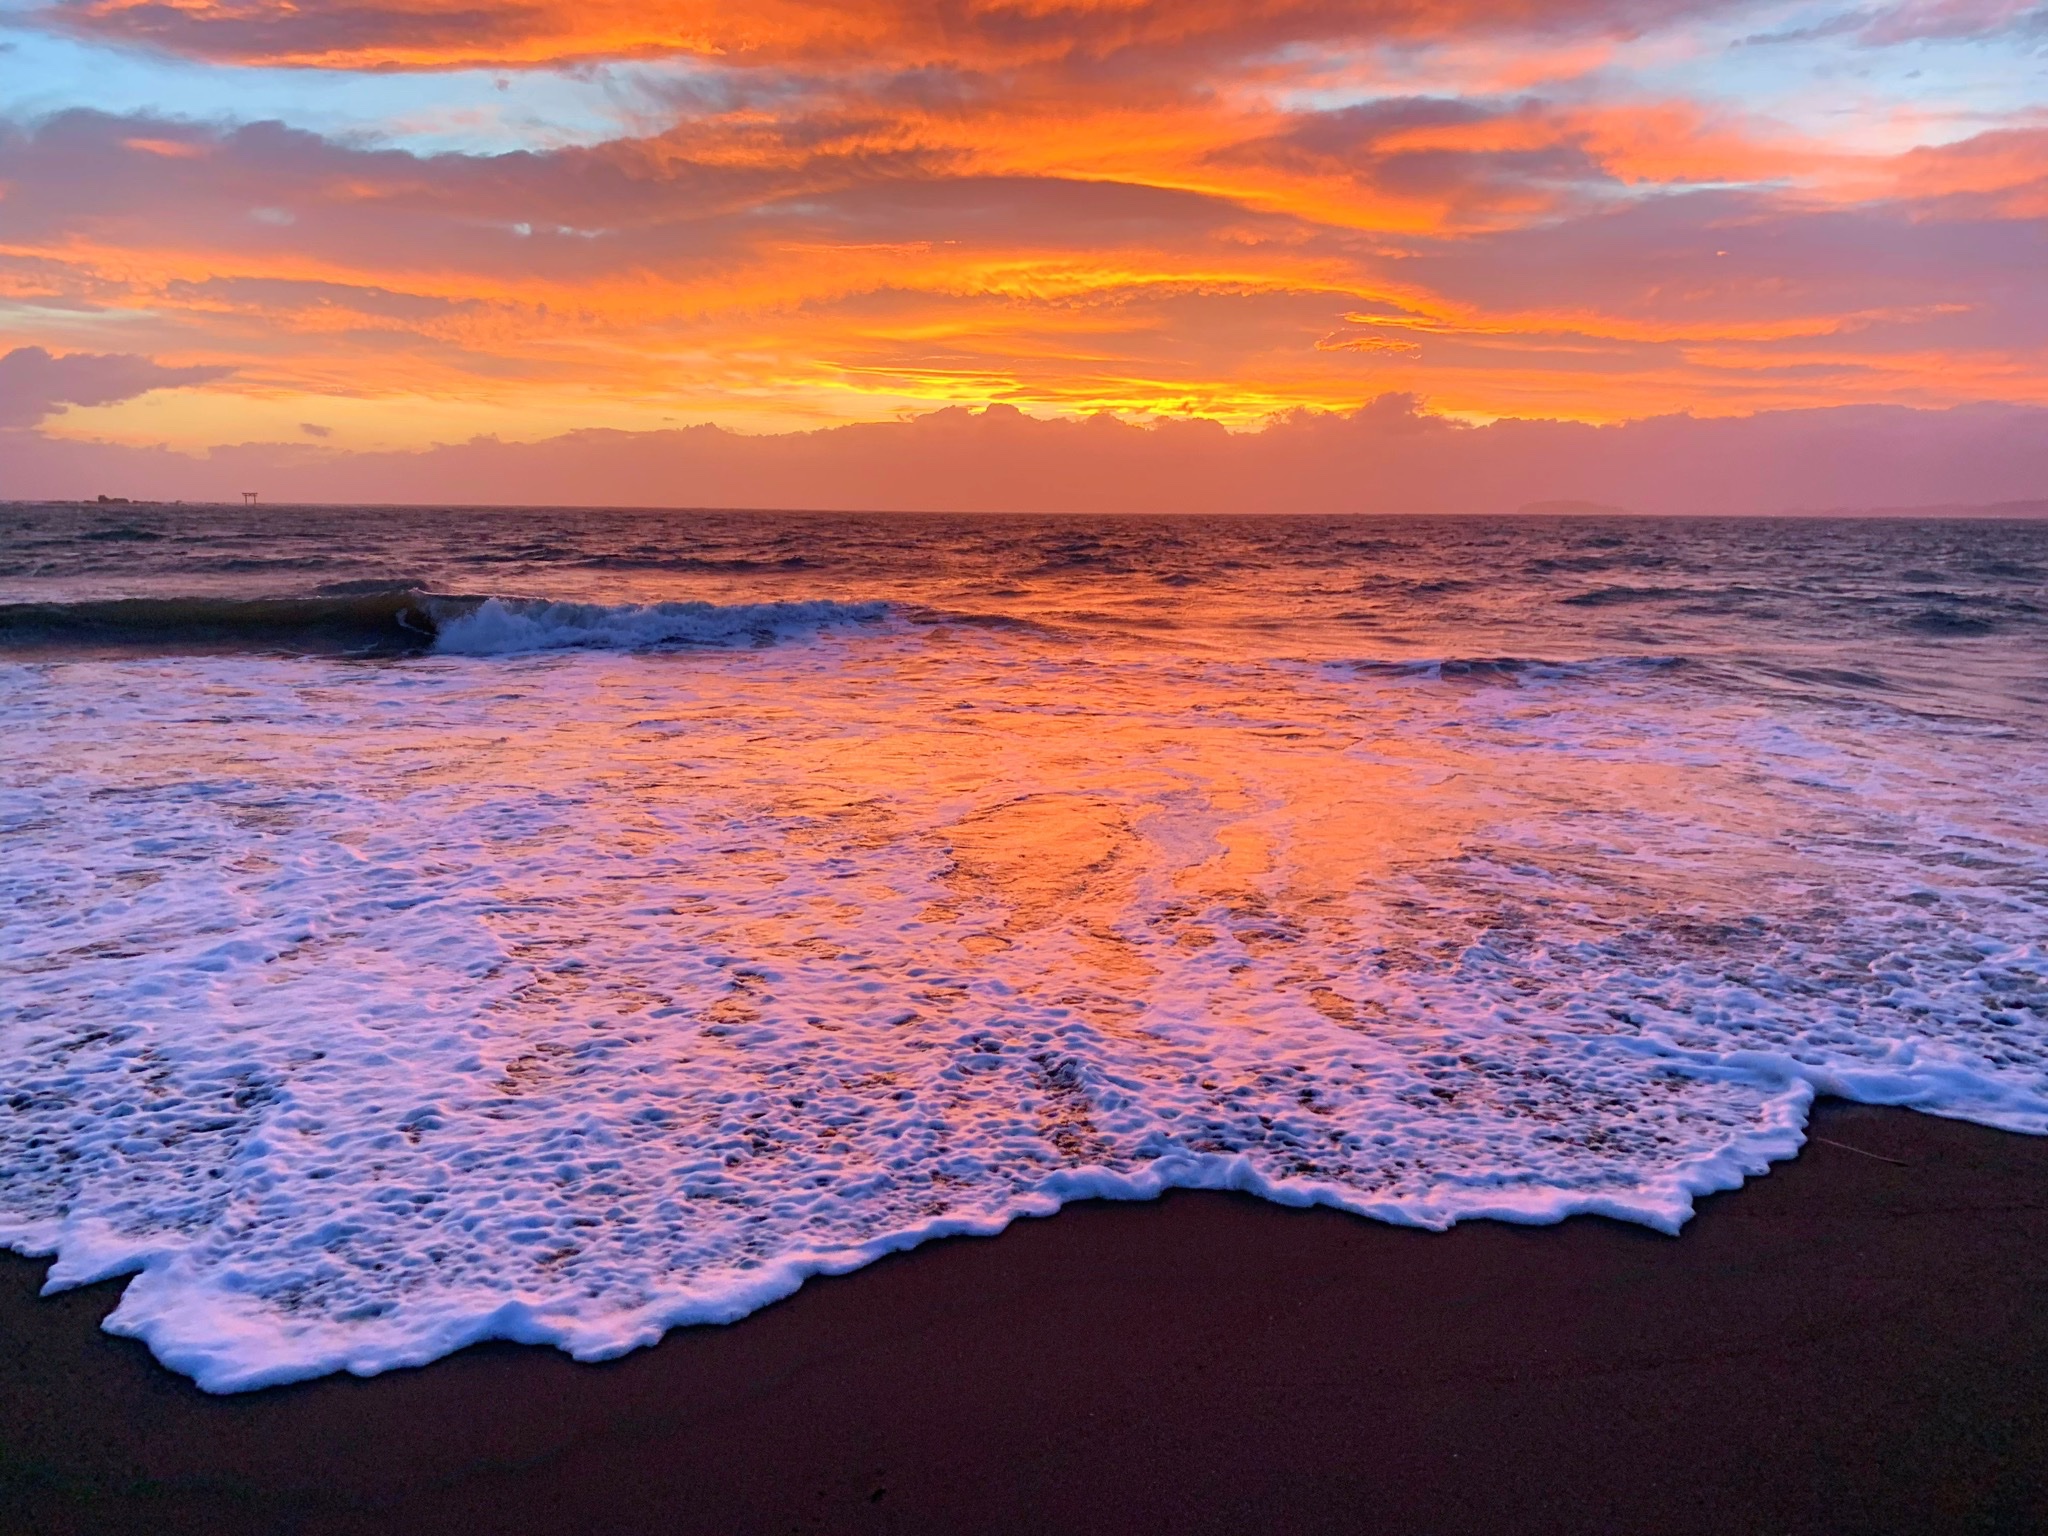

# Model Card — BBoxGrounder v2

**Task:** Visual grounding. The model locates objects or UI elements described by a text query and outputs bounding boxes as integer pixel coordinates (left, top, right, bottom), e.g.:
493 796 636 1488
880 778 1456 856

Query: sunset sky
1 0 2045 478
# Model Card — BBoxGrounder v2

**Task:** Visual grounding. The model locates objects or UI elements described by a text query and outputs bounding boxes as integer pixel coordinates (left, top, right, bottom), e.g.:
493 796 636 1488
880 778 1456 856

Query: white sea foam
431 596 891 655
1 631 2044 1392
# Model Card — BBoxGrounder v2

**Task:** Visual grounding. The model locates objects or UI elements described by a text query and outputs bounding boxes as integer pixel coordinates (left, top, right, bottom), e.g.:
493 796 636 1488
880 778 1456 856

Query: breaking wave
432 596 891 655
0 591 892 658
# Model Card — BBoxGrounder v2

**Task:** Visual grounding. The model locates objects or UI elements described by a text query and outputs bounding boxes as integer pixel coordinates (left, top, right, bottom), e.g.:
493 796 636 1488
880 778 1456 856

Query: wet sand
3 1099 2045 1535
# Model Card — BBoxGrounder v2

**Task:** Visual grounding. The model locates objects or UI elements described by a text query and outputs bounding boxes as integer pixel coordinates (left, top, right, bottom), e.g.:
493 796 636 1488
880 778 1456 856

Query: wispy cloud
1742 0 2048 46
30 0 1745 72
0 0 2041 451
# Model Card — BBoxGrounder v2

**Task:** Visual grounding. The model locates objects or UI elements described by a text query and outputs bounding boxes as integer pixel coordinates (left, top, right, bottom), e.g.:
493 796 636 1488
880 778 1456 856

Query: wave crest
1337 655 1687 684
429 596 891 655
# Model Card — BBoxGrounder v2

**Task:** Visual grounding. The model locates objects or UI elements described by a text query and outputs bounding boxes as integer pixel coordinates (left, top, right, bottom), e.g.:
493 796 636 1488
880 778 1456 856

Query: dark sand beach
3 1099 2044 1535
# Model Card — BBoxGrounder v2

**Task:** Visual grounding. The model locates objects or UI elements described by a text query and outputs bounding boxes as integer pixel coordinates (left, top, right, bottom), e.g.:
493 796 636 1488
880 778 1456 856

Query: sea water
2 506 2044 1391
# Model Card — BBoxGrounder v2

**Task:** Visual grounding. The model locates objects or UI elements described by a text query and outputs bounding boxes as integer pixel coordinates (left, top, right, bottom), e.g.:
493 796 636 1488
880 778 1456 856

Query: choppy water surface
2 506 2045 1390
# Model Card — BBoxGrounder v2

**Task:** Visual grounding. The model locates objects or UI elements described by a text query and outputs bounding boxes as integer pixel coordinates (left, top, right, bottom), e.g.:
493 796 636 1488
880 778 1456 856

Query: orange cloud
1893 128 2048 218
40 0 1738 70
121 135 210 157
4 0 2044 450
7 100 2045 448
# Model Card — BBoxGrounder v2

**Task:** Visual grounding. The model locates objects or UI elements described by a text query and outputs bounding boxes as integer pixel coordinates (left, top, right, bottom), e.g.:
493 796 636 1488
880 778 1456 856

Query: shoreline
4 1098 2045 1534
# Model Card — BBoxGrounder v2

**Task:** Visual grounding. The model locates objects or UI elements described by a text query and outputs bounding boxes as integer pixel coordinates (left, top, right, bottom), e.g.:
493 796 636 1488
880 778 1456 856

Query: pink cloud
0 344 231 429
11 396 2046 515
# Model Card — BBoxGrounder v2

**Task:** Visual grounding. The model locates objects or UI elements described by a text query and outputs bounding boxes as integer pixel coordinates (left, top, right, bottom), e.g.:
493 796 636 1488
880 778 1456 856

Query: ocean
2 503 2044 1392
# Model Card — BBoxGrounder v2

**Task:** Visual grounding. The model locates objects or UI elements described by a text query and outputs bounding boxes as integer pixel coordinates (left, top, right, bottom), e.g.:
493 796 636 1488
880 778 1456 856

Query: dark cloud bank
7 392 2046 514
0 346 230 432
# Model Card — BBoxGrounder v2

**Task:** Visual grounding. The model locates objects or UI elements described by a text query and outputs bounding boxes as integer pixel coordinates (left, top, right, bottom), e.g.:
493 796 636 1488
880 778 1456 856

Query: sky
0 0 2045 505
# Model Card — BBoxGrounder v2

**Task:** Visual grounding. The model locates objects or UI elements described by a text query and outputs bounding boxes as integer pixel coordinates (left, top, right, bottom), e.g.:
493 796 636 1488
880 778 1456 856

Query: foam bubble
1 635 2043 1391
